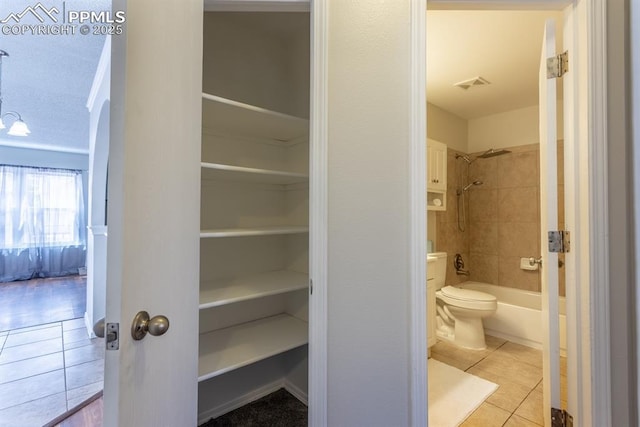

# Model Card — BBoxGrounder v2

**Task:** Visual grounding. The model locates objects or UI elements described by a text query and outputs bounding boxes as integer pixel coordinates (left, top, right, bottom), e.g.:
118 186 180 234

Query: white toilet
428 252 497 350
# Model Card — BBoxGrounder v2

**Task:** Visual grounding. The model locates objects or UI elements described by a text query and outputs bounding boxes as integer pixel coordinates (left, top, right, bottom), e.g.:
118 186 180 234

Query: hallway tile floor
0 318 105 427
431 336 567 427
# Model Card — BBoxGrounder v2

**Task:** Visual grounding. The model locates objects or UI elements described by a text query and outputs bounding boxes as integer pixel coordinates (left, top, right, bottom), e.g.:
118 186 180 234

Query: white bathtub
459 281 567 353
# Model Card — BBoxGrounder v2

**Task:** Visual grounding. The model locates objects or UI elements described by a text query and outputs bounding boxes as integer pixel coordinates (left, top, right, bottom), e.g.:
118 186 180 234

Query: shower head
455 154 472 164
478 148 511 158
462 180 483 192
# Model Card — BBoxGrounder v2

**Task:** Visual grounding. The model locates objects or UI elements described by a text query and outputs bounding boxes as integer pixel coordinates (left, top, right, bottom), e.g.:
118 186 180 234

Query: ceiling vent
454 76 491 90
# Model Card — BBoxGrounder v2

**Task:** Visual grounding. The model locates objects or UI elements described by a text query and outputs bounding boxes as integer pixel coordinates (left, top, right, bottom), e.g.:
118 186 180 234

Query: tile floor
0 318 105 427
430 335 567 427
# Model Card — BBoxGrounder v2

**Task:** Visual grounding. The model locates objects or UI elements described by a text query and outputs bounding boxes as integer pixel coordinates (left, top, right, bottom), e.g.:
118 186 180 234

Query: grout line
61 322 69 412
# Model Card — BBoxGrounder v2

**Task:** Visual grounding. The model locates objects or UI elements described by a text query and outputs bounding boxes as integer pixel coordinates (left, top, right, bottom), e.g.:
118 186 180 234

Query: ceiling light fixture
0 50 30 137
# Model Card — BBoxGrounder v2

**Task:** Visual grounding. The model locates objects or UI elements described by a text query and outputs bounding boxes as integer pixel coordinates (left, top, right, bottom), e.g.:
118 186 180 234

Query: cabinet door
427 140 447 192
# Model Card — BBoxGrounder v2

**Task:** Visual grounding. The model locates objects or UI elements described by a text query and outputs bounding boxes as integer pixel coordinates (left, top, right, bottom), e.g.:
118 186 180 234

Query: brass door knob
131 311 170 340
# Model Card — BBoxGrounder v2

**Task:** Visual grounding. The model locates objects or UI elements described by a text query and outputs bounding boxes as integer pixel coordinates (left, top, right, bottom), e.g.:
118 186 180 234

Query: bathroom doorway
425 4 581 426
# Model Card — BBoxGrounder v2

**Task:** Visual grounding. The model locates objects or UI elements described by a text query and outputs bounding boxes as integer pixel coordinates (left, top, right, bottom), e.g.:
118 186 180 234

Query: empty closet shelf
200 226 309 238
202 93 309 143
201 162 308 185
198 314 308 382
200 270 309 309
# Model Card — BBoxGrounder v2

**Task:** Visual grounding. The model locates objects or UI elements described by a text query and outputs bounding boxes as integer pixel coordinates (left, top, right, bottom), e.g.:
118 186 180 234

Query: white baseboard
283 379 308 406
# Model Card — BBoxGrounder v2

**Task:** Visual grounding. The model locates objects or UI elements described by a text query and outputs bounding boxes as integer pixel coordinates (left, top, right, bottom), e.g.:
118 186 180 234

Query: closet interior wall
198 11 311 421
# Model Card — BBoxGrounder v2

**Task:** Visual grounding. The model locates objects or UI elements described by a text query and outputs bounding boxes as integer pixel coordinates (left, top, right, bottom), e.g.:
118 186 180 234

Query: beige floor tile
485 334 507 351
460 402 511 427
473 351 542 389
504 414 543 427
560 355 567 376
496 342 542 369
515 390 544 425
466 365 532 412
431 340 489 371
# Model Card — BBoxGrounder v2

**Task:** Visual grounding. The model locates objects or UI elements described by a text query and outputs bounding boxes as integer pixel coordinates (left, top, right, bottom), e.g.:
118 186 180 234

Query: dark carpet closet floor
200 388 307 427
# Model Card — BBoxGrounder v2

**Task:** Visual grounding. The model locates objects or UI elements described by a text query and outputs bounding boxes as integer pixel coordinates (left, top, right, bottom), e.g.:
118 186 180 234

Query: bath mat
428 358 498 427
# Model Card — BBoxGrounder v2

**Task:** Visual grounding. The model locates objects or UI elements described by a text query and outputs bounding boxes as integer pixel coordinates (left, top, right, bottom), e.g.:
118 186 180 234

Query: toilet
428 252 497 350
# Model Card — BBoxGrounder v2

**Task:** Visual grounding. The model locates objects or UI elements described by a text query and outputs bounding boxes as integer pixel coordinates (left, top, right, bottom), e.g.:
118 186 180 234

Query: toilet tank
427 252 447 289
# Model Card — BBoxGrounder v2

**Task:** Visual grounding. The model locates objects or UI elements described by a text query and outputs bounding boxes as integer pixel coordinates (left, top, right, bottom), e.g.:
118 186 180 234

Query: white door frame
308 0 609 426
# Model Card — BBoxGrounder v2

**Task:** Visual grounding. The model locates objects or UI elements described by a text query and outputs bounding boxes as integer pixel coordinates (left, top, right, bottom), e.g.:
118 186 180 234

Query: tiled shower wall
434 143 565 294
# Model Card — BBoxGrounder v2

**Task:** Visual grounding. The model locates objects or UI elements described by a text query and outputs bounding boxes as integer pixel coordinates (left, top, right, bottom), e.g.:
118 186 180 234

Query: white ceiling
426 10 564 120
0 0 110 153
0 5 565 152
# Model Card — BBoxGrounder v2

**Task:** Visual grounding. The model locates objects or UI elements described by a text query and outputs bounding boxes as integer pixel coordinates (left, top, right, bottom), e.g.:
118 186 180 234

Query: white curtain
0 165 86 282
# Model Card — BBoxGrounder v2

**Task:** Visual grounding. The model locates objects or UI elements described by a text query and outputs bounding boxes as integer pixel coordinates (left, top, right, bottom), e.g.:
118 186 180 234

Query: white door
102 1 203 426
539 18 563 427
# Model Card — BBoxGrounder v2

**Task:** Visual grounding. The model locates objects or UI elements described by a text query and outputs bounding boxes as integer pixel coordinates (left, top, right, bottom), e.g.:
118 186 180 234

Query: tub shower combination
460 281 567 354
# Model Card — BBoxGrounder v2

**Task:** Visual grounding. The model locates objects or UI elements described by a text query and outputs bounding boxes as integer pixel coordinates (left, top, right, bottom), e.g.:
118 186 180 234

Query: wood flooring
47 392 103 427
0 276 86 332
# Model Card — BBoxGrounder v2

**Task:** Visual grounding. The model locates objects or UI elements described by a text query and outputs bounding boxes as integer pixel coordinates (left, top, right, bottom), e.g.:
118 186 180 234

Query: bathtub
459 281 567 354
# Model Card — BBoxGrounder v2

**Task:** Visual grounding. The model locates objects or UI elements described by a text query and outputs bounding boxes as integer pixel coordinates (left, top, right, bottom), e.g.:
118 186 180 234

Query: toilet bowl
428 252 497 350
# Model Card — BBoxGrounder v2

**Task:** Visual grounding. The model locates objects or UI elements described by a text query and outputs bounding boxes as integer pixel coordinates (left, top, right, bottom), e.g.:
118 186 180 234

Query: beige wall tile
499 256 541 292
470 222 499 255
497 150 539 189
438 223 468 255
469 189 498 223
469 157 498 189
498 222 539 257
498 187 539 223
469 253 499 284
460 402 511 427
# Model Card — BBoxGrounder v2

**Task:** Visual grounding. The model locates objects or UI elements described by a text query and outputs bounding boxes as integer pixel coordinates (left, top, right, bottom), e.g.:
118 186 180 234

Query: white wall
633 0 640 421
202 13 309 119
606 0 636 425
427 102 467 153
468 102 564 153
326 1 414 425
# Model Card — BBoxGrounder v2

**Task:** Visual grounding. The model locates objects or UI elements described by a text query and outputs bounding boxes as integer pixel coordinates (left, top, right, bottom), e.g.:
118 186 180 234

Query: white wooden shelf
202 93 309 143
200 270 308 309
200 226 308 239
201 162 308 185
198 314 308 382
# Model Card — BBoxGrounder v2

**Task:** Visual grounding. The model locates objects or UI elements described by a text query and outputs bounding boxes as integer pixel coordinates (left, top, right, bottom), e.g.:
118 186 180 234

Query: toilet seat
437 286 497 311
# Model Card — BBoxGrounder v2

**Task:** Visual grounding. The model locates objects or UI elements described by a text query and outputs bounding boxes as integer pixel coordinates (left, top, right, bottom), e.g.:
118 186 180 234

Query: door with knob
101 0 202 426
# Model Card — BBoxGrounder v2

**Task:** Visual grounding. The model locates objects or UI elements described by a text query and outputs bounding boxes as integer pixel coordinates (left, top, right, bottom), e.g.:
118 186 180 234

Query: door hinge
106 322 119 350
547 51 569 79
548 230 570 253
310 278 313 295
551 407 573 427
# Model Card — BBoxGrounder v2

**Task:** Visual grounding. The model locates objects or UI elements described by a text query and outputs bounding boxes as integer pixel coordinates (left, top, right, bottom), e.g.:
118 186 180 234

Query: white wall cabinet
427 139 447 211
198 12 310 422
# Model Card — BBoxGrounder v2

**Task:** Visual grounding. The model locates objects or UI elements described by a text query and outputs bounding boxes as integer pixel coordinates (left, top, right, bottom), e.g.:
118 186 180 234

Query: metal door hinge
310 279 313 295
106 322 119 350
547 51 569 79
548 230 570 253
551 408 573 427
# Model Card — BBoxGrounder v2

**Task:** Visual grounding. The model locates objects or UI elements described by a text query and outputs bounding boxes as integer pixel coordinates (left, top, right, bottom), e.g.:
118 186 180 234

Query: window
0 165 86 249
